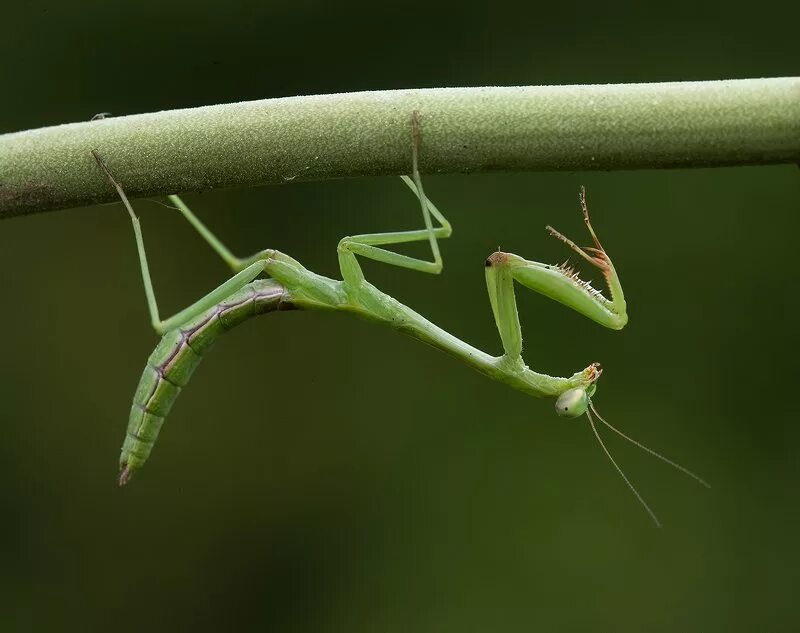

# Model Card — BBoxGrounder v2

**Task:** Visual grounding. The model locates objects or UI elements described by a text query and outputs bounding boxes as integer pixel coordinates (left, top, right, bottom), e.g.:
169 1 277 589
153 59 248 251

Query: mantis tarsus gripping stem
93 111 707 525
336 110 452 287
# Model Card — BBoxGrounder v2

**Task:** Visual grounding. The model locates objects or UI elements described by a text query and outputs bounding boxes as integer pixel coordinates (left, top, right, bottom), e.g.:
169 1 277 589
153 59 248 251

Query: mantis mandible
92 112 707 526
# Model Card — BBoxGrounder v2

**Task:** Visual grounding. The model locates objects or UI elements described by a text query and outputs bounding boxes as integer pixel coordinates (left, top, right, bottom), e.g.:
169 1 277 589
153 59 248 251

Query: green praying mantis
92 111 707 526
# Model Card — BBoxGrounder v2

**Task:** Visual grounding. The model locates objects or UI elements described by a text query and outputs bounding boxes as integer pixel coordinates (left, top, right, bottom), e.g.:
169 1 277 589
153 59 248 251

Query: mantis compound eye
555 388 589 418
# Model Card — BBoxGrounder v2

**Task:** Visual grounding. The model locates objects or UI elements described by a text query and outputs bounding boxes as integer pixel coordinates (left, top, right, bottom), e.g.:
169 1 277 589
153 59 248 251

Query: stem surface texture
1 78 798 217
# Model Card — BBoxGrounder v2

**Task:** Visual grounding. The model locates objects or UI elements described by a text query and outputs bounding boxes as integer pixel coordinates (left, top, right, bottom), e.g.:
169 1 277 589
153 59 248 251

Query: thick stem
1 78 798 218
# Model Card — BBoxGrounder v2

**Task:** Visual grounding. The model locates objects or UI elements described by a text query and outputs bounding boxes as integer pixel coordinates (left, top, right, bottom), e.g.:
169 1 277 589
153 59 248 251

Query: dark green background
2 1 798 631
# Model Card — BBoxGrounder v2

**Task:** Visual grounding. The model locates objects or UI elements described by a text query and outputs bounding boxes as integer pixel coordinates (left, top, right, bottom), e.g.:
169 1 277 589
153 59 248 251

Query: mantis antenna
589 402 710 489
92 111 707 525
587 407 662 528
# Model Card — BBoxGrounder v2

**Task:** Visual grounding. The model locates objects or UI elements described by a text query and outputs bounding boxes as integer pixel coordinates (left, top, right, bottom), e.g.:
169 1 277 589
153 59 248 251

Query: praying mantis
92 111 707 526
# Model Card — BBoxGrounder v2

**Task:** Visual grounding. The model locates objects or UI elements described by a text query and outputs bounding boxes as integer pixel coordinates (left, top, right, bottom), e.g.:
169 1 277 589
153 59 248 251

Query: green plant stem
1 78 798 218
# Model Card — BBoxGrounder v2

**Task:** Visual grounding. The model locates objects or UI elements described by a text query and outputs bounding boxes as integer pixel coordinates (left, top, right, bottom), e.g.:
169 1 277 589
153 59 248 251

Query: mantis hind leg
166 194 274 273
92 150 269 335
337 111 452 289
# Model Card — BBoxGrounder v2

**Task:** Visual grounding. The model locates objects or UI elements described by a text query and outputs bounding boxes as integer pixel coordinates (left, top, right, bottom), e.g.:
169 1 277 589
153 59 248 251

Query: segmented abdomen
120 279 291 484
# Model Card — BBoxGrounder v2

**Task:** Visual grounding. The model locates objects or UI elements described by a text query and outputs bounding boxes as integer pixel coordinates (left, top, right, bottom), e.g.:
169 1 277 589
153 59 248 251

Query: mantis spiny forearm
92 112 707 526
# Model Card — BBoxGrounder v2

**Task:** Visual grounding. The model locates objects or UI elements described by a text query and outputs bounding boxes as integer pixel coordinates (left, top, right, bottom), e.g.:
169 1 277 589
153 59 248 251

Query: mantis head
555 385 595 418
555 361 601 418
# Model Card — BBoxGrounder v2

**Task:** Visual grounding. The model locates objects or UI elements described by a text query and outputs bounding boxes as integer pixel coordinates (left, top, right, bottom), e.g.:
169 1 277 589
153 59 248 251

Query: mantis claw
579 185 604 249
542 187 626 327
545 225 607 269
546 186 614 272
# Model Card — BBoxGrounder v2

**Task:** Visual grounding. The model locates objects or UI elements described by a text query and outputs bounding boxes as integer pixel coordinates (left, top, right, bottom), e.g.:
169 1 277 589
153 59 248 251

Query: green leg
166 194 272 273
484 187 629 360
152 262 268 334
92 150 268 335
338 111 452 288
167 175 450 289
484 252 524 360
168 111 450 290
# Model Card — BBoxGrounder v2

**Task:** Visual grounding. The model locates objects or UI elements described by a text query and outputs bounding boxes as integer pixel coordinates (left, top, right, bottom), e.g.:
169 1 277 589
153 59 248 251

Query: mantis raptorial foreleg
484 186 627 363
484 190 707 526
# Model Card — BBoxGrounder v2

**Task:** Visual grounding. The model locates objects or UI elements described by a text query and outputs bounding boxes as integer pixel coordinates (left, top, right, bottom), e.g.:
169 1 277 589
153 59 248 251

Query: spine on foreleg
119 280 290 485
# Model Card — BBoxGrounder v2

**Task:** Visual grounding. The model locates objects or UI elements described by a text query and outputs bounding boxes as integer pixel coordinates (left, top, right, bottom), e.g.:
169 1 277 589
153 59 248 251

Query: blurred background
1 1 799 631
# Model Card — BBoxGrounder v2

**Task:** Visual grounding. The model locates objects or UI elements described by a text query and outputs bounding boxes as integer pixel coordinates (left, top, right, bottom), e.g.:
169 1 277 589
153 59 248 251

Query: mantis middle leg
336 111 451 290
164 111 452 295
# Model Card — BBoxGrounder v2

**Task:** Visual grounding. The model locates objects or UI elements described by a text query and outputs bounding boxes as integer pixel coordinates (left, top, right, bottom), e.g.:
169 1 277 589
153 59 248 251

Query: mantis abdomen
120 279 291 484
